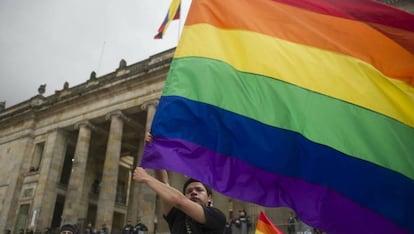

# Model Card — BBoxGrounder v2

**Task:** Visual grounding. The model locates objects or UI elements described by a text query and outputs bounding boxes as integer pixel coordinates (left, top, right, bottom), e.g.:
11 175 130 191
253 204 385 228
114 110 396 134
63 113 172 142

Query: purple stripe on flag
140 137 410 234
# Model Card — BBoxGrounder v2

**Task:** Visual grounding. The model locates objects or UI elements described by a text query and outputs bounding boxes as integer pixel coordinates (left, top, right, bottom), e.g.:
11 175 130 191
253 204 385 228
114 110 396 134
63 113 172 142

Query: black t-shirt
164 206 226 234
133 223 148 234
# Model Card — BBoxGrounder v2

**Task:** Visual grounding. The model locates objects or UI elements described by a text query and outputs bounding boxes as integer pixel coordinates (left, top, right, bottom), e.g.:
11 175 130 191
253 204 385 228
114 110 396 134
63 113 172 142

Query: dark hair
182 178 212 196
60 224 77 234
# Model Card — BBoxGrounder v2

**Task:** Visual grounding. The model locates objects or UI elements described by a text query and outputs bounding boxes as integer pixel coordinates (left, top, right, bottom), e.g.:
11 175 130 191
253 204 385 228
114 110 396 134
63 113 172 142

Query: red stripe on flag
255 211 284 234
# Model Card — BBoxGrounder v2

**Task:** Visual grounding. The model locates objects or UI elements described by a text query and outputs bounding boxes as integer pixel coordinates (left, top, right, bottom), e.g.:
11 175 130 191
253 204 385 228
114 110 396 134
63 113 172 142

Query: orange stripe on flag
255 211 284 234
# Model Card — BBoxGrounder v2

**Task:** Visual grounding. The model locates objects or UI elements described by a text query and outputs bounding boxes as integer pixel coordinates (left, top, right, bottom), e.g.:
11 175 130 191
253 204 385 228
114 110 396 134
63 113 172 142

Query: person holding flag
133 132 226 234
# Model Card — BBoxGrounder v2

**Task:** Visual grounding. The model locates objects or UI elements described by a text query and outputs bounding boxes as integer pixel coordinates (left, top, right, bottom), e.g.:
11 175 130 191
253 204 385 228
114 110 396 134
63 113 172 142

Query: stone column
234 202 262 234
232 200 243 234
61 121 92 225
78 182 90 230
96 111 124 232
127 100 158 231
32 130 67 230
228 199 235 220
125 130 145 223
168 172 184 192
1 134 34 231
246 203 261 233
141 100 158 132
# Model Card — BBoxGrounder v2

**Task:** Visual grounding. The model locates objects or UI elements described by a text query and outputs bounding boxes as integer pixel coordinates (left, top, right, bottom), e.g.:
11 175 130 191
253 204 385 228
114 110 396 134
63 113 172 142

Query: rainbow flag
153 0 181 39
142 0 414 233
255 211 284 234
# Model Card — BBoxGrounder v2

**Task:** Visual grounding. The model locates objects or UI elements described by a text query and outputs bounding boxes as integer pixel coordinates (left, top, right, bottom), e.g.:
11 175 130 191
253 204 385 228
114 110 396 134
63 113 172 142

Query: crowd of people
57 220 147 234
52 210 252 234
223 209 252 234
54 208 275 234
53 220 145 234
121 219 148 234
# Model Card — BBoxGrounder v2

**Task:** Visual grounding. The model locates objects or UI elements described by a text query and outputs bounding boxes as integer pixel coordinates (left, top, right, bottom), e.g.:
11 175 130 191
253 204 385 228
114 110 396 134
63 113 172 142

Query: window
30 142 45 172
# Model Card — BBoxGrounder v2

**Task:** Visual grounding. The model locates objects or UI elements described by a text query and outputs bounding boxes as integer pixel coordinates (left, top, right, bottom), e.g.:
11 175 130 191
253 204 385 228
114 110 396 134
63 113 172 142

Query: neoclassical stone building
0 48 293 234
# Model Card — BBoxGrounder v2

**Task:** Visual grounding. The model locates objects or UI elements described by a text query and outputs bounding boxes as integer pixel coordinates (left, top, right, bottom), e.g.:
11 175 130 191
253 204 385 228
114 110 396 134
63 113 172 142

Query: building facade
0 48 294 234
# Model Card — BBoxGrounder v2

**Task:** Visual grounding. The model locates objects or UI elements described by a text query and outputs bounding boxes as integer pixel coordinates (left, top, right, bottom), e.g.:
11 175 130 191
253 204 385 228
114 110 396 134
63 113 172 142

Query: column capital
105 110 125 121
75 121 107 135
74 120 94 130
141 99 159 111
105 110 144 131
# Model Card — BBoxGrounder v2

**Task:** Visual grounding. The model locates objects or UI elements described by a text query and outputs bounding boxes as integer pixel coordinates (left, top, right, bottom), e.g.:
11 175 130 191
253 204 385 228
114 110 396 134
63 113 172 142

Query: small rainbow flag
153 0 181 39
142 0 414 233
255 211 284 234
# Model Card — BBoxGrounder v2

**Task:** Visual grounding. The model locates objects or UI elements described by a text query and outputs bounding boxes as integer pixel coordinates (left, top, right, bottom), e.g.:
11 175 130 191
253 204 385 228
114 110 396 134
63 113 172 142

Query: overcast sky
0 0 191 108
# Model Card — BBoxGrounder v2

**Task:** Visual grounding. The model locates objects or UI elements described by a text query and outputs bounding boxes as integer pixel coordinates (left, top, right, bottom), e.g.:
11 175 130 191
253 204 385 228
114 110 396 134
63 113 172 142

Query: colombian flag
154 0 181 39
142 0 414 233
255 211 284 234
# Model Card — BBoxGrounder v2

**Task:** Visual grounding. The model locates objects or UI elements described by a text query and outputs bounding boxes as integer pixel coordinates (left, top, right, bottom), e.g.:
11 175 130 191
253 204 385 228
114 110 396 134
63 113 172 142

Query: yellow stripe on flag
176 24 414 127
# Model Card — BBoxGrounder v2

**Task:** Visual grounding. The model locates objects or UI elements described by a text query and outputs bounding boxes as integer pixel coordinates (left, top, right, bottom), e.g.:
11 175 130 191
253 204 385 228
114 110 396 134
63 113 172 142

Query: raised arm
141 131 174 215
133 167 207 223
137 132 207 222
